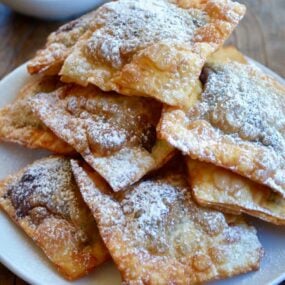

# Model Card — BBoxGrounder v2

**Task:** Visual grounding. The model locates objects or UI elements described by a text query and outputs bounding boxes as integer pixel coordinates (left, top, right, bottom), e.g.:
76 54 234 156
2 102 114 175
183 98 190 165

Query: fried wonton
0 75 75 154
0 156 109 280
158 57 285 197
187 158 285 225
59 0 245 108
27 10 99 75
207 45 248 65
29 85 174 191
71 157 263 284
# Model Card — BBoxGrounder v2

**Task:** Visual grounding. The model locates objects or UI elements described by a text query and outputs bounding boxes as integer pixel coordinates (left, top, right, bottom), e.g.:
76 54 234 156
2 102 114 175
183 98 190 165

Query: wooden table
0 0 285 284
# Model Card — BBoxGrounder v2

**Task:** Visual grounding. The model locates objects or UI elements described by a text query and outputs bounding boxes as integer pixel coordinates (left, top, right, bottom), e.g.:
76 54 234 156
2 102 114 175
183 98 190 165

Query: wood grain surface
0 1 285 284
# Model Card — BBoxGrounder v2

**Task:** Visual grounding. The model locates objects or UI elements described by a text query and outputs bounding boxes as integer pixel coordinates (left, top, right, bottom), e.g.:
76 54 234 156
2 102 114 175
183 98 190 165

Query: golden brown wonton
27 10 99 75
0 156 109 280
29 85 174 191
206 45 247 65
59 0 245 108
187 158 285 225
0 75 74 154
71 157 263 284
158 54 285 197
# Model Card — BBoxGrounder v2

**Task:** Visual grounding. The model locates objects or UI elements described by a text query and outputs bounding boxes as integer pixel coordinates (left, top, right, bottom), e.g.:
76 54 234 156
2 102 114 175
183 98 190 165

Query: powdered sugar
62 89 162 156
0 156 109 279
27 9 100 74
0 94 44 130
86 147 156 191
6 157 78 220
50 10 98 47
86 0 207 69
73 159 263 284
159 61 285 196
60 0 245 108
29 86 174 191
121 179 183 242
195 62 285 153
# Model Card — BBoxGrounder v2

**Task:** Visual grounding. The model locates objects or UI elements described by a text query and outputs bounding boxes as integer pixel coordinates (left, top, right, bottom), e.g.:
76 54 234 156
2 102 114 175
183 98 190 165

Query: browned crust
71 158 263 284
0 75 75 154
29 85 175 191
0 126 75 155
0 156 109 280
158 49 285 197
59 0 246 108
27 10 99 75
186 158 285 225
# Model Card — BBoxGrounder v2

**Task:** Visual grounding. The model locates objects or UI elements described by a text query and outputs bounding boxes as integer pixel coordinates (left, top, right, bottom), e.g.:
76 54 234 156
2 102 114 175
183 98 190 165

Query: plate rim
0 59 285 285
0 63 44 285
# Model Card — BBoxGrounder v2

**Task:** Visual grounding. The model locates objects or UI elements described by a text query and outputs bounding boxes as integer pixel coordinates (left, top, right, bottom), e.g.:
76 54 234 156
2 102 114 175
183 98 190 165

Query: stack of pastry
1 0 284 283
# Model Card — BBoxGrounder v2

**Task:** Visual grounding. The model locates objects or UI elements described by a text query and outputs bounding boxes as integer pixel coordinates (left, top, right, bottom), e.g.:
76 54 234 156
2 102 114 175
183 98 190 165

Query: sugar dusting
86 0 207 69
29 86 168 190
197 62 285 190
160 62 285 195
120 179 181 243
86 147 156 191
0 156 108 278
28 9 99 73
73 159 263 283
59 0 245 108
49 10 99 48
195 62 285 153
0 94 44 130
53 87 161 156
6 157 79 222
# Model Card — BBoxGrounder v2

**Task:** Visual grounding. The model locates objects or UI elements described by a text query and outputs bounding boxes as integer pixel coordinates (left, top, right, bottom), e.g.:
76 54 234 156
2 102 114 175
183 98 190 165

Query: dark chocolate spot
7 171 38 218
141 125 157 153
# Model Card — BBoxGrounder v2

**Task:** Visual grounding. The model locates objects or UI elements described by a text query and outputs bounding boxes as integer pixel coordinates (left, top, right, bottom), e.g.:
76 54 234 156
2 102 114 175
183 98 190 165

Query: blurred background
0 0 284 284
0 0 285 80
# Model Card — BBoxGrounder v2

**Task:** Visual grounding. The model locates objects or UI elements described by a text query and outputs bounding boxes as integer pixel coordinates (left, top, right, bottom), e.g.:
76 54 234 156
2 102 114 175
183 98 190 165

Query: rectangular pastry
0 156 109 280
71 157 263 284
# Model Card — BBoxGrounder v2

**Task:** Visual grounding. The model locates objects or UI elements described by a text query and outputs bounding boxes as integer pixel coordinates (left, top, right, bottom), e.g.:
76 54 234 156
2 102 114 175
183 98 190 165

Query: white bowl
1 0 108 20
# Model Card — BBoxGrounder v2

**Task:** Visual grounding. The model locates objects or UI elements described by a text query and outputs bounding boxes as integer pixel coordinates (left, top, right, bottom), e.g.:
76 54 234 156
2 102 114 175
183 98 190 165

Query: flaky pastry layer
29 85 175 191
158 48 285 197
59 0 245 108
71 157 263 284
0 75 74 154
187 158 285 225
0 156 109 280
27 10 99 75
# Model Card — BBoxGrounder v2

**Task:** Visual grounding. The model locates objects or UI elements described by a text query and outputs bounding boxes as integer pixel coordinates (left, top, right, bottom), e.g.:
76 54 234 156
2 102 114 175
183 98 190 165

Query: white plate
0 61 285 285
